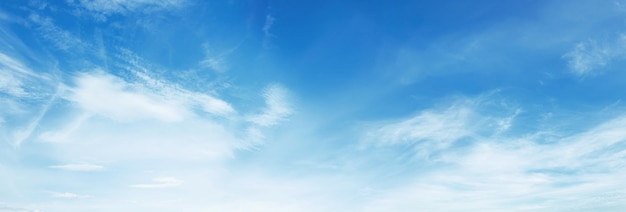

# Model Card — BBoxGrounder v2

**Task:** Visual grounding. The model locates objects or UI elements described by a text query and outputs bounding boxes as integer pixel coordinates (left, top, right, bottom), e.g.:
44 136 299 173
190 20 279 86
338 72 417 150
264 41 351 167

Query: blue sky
2 0 626 211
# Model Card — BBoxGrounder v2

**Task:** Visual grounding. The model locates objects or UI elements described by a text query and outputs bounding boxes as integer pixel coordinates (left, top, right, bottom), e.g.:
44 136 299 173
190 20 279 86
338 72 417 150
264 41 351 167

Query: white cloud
563 40 612 76
200 56 227 72
0 203 40 212
0 53 36 78
10 89 60 147
67 72 191 122
262 13 276 48
49 163 104 171
199 43 241 73
363 97 508 159
0 52 60 146
0 52 50 97
76 0 184 16
496 108 521 132
364 129 626 211
49 192 85 199
65 70 235 123
200 45 228 73
0 71 26 97
563 35 626 76
193 93 235 116
368 104 473 145
127 66 236 116
29 14 86 51
263 14 275 38
37 109 238 162
130 177 182 189
361 98 626 211
32 69 246 163
248 84 293 126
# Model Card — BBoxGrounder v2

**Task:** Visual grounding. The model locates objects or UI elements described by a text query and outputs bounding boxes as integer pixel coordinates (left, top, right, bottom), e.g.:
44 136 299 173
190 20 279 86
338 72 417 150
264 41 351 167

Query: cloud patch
0 52 52 97
248 84 293 127
66 71 235 122
563 36 626 76
361 96 626 211
75 0 185 15
49 192 86 199
29 14 86 51
49 163 104 171
0 203 40 212
363 96 517 159
68 72 191 122
130 177 183 189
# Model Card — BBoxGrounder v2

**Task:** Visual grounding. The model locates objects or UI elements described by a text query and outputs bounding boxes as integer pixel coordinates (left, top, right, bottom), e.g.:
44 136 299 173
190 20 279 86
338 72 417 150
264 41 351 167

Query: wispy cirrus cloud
49 163 104 171
74 0 185 17
200 44 229 73
0 57 58 147
28 14 86 51
563 35 626 76
0 52 52 97
262 13 276 48
0 72 26 98
563 39 613 76
0 203 40 212
248 84 293 127
239 84 293 148
367 104 473 144
115 48 236 116
363 95 517 159
130 177 182 189
0 53 35 78
360 95 626 211
49 191 87 199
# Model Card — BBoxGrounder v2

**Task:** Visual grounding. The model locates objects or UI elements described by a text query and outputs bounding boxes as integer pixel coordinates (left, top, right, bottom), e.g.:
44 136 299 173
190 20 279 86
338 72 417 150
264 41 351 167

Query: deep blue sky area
2 0 626 211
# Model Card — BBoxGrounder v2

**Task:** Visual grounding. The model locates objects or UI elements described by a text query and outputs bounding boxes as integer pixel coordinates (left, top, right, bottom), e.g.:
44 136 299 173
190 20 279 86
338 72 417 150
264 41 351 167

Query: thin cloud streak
49 163 104 171
0 52 53 97
11 87 60 147
76 0 185 16
28 14 86 51
49 192 85 199
0 203 40 212
121 55 236 116
130 177 183 188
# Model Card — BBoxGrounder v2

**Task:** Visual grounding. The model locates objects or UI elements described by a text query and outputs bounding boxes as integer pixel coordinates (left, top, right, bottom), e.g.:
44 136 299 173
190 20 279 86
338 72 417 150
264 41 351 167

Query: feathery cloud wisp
361 96 626 211
49 192 85 199
49 164 104 171
29 14 86 51
130 177 183 189
563 36 626 76
249 84 293 127
563 40 611 76
76 0 184 15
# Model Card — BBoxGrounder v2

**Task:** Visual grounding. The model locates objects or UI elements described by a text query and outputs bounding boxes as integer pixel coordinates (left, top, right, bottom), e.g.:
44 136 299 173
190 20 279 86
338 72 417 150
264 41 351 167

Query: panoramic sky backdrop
2 0 626 211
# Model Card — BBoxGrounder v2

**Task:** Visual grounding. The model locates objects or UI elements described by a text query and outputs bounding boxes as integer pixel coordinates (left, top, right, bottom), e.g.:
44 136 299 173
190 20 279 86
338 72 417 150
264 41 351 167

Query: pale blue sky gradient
2 0 626 211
